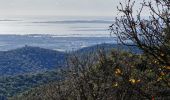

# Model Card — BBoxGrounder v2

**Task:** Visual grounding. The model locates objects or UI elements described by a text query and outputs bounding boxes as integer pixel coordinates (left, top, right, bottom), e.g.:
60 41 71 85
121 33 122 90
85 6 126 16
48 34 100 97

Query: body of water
0 16 113 36
0 16 116 51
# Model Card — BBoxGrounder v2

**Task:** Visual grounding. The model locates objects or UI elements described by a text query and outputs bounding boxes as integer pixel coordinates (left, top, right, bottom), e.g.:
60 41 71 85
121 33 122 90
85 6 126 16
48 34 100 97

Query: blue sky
0 0 149 17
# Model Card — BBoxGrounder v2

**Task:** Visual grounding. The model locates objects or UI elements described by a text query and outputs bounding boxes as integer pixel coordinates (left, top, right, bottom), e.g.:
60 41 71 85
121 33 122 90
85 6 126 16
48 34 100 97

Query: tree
110 0 170 99
110 0 170 66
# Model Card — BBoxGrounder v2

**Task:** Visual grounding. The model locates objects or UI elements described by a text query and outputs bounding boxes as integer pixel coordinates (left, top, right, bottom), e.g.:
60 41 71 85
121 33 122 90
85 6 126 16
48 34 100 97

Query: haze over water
0 0 150 51
0 16 116 51
0 16 113 37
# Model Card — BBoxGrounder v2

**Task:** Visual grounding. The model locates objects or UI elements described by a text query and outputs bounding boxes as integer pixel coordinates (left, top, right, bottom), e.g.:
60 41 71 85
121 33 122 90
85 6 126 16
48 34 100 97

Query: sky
0 0 150 17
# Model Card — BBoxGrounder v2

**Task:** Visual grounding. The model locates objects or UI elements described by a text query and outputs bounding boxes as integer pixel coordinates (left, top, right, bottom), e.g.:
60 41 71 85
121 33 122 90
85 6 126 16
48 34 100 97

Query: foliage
0 46 67 75
0 43 139 99
5 0 170 99
109 0 170 99
10 49 170 100
0 70 61 98
110 0 170 65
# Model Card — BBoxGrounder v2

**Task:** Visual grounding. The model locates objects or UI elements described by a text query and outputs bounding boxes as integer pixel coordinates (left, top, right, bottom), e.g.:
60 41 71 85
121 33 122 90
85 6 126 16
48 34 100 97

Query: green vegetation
0 43 136 99
1 0 170 99
0 46 67 76
0 70 61 97
9 50 170 100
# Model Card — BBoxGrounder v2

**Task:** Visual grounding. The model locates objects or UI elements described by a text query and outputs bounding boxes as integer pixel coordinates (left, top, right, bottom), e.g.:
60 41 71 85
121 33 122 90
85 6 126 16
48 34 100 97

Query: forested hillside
0 46 67 76
0 70 61 97
0 43 135 98
0 44 139 76
10 49 170 100
8 0 170 99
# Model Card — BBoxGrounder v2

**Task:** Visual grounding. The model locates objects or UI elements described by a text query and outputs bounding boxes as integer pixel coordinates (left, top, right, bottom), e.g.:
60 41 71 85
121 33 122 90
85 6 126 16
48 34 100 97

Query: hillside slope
0 70 61 97
0 43 141 98
0 46 67 76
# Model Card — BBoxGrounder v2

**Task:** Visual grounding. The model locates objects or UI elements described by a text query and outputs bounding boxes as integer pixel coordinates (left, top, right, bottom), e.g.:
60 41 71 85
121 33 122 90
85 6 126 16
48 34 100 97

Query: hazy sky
0 0 149 17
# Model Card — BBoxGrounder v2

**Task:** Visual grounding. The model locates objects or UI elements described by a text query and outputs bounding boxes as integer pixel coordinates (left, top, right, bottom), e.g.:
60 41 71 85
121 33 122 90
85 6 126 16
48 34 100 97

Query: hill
0 46 67 76
0 43 141 98
76 43 141 53
8 45 142 100
0 44 140 76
